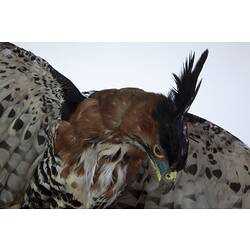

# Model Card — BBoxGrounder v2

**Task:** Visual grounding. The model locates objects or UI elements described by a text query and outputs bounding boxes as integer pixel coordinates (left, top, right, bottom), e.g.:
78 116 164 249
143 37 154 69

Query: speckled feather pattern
0 43 65 206
112 114 250 208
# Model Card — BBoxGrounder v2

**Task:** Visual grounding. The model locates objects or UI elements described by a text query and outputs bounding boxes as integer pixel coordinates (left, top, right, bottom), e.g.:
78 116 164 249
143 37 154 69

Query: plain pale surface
15 43 250 146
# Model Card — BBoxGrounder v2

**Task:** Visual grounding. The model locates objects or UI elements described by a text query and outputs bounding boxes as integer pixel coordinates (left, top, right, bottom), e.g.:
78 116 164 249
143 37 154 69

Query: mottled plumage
111 114 250 208
0 42 85 207
1 42 249 209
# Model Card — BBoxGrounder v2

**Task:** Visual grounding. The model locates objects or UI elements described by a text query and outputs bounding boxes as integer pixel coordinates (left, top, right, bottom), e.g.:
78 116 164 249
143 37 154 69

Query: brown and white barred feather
56 142 135 208
112 114 250 208
22 128 148 208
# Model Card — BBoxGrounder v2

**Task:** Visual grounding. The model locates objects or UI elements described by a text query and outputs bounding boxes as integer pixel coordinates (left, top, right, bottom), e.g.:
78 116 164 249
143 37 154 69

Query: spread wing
111 113 250 208
0 43 85 207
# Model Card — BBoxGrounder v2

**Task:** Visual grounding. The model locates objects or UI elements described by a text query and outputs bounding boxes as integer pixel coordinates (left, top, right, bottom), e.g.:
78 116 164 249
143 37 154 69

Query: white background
16 42 250 146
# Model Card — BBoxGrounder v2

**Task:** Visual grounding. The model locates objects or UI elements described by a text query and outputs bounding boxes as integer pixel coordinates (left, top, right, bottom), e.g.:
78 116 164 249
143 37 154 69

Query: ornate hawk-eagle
0 43 249 208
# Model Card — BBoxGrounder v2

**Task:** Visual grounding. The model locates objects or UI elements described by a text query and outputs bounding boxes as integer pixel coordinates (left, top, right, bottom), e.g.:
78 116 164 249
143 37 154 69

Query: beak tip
150 158 177 182
156 168 162 182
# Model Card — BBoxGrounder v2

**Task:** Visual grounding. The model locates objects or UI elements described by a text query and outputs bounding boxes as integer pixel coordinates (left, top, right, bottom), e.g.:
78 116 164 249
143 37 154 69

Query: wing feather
0 43 84 206
112 113 250 208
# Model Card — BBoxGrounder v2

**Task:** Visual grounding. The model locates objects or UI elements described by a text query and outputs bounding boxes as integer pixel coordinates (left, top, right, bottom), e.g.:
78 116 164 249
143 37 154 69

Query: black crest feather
152 50 208 171
170 49 208 118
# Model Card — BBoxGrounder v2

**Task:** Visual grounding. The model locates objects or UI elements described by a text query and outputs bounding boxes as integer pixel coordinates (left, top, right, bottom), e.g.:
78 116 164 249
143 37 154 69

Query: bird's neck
22 139 145 208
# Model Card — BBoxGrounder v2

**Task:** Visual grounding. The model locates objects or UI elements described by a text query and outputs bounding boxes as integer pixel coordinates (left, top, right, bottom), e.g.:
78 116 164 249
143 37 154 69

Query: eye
153 144 165 159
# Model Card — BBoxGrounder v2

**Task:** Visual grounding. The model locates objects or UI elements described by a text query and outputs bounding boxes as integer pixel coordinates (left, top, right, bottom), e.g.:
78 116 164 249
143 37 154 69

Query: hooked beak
149 157 177 182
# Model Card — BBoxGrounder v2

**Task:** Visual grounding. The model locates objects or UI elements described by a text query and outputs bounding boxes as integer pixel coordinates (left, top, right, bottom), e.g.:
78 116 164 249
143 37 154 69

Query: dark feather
170 49 208 117
48 66 85 121
152 50 208 172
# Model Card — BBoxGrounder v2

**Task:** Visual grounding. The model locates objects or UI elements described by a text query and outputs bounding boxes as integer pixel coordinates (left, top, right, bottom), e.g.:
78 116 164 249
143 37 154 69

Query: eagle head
55 50 208 208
